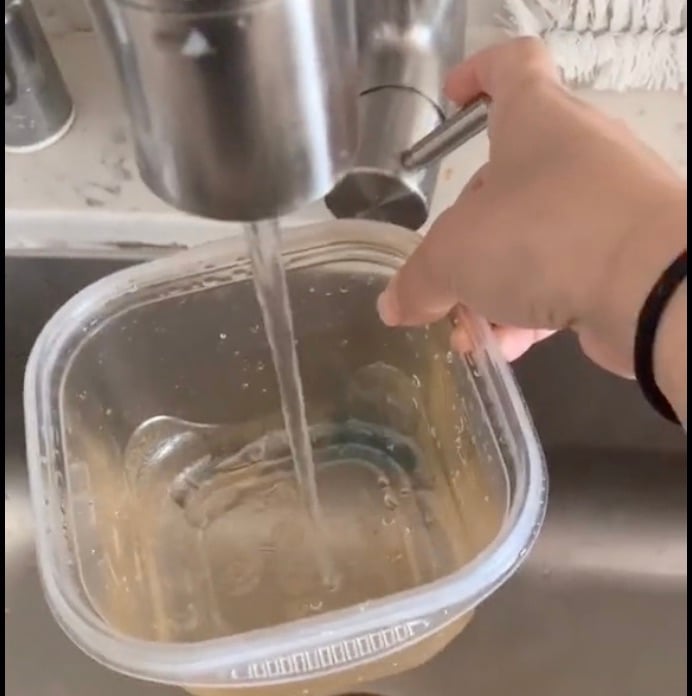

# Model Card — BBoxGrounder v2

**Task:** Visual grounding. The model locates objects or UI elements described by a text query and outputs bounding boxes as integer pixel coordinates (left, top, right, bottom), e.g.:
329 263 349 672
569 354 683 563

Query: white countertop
4 26 687 253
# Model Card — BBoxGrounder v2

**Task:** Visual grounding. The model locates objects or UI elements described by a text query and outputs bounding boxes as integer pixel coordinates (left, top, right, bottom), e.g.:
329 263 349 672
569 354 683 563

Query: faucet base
325 87 442 231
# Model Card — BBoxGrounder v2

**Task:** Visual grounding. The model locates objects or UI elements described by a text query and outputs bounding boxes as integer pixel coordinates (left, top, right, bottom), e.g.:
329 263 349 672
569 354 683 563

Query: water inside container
84 353 496 642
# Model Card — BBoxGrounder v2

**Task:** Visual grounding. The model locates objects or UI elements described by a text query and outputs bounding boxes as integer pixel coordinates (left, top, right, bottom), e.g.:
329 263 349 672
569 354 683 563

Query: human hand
377 38 685 377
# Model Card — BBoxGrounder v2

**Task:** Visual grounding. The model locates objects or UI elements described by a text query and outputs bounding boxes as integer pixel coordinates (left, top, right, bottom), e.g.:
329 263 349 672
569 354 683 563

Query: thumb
378 187 486 327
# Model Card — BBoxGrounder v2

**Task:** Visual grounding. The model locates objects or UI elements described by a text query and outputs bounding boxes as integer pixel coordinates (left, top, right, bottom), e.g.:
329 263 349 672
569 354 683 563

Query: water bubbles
308 286 316 293
338 286 349 295
339 338 349 347
383 491 399 510
250 324 260 334
445 351 454 364
257 360 265 372
78 391 87 401
411 374 421 389
241 382 249 390
219 332 227 340
381 515 395 526
309 600 323 612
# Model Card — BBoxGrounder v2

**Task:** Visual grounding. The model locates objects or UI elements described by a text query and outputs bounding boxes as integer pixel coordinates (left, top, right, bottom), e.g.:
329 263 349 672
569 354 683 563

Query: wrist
653 278 687 425
581 184 686 377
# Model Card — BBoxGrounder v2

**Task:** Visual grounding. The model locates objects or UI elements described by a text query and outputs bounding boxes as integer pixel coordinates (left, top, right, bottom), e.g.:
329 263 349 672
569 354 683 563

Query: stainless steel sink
5 254 687 696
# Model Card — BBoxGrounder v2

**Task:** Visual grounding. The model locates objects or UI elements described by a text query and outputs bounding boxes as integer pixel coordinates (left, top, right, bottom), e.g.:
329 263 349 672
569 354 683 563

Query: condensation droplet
383 492 398 510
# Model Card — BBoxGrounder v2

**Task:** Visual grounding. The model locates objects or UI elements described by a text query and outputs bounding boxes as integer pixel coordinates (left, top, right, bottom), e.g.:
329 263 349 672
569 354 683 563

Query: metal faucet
88 0 485 230
5 0 75 153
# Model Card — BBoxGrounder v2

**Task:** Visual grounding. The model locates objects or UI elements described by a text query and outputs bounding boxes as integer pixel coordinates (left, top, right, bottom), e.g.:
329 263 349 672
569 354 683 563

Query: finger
444 37 559 106
377 192 486 327
459 163 488 195
492 326 556 361
377 164 491 328
451 324 556 362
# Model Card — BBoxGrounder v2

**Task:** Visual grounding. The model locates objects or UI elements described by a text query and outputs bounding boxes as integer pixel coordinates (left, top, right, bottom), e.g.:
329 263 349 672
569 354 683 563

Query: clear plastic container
24 220 547 695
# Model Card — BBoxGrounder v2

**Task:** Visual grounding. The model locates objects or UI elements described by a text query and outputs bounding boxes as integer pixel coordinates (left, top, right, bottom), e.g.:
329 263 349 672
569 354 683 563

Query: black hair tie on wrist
634 250 687 424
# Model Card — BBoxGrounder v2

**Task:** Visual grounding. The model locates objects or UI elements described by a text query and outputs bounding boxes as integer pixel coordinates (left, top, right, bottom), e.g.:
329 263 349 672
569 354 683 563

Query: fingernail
377 287 400 327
